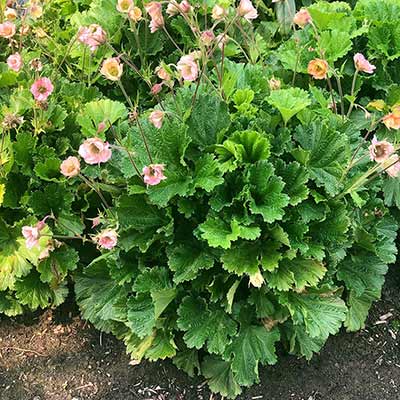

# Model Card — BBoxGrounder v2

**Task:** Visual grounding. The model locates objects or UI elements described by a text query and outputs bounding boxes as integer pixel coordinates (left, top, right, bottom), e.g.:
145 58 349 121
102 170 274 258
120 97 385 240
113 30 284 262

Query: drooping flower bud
149 110 165 129
353 53 376 74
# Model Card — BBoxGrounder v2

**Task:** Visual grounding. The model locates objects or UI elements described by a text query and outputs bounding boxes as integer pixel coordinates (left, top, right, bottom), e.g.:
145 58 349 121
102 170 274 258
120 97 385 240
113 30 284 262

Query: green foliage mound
1 0 400 397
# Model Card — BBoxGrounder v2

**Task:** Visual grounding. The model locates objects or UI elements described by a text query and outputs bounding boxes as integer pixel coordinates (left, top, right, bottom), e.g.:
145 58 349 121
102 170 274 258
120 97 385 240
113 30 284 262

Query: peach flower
96 229 118 250
117 0 133 13
212 5 227 20
155 65 171 81
149 110 165 129
369 136 394 163
128 6 143 21
142 164 167 185
382 106 400 130
30 77 54 102
79 138 112 164
0 21 16 38
293 9 312 27
7 53 22 72
166 1 179 16
177 54 198 81
145 2 164 33
268 77 281 90
237 0 258 21
308 58 329 80
5 7 17 20
60 156 81 177
30 3 43 19
29 58 43 72
100 57 123 81
354 53 375 74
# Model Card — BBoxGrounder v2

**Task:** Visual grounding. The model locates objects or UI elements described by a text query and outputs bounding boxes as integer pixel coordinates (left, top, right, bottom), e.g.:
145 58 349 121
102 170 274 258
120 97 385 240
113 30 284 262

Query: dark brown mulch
0 266 399 400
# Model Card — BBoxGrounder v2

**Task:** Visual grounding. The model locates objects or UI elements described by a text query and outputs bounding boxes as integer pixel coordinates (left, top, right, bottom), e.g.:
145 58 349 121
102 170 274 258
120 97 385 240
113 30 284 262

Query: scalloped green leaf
294 123 349 196
267 88 311 124
167 243 214 284
187 94 230 148
285 292 347 339
198 217 261 249
247 161 289 223
227 326 280 386
77 99 127 137
202 356 242 399
177 297 237 355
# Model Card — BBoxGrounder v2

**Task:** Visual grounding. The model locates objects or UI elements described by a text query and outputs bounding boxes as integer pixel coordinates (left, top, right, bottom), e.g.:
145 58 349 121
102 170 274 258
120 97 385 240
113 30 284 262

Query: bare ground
0 266 399 400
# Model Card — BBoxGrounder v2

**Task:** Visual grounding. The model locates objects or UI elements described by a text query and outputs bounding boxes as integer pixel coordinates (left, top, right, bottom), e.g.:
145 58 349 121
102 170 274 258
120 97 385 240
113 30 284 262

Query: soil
0 266 399 400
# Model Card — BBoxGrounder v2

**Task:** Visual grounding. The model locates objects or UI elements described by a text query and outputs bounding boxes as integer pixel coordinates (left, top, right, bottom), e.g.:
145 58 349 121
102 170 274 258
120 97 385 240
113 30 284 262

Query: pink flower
79 137 112 165
60 156 81 177
354 53 376 74
7 53 22 72
166 0 191 15
0 21 16 38
91 216 101 228
77 24 107 52
129 6 143 21
22 218 48 249
22 226 41 249
149 110 165 129
293 9 312 27
369 136 394 163
96 229 118 250
145 2 164 33
177 54 198 81
97 121 107 133
151 83 163 95
386 155 400 178
142 163 167 186
30 77 54 102
237 0 258 21
201 30 215 46
180 0 192 13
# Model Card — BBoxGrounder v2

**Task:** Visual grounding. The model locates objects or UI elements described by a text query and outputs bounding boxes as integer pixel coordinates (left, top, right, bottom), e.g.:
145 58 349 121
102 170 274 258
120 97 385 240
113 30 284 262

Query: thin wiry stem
107 121 144 181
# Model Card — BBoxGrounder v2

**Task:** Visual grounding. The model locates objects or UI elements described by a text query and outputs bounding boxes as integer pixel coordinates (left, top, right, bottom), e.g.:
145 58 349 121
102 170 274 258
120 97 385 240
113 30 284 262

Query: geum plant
0 0 400 398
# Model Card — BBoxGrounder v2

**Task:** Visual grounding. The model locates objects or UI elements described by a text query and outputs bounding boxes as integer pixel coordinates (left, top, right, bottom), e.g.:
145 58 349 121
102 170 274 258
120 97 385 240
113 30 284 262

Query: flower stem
347 69 359 118
79 173 115 218
107 121 144 181
136 116 154 164
162 26 183 54
326 76 337 114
